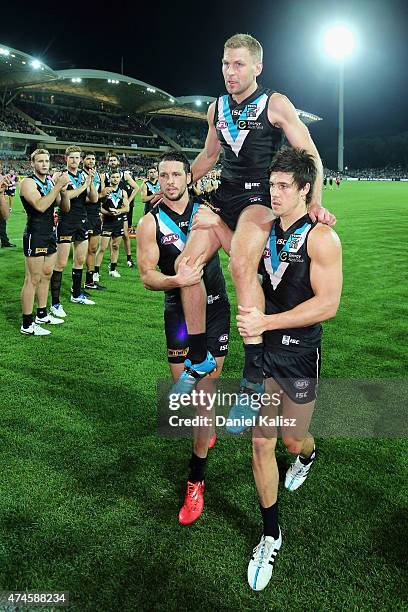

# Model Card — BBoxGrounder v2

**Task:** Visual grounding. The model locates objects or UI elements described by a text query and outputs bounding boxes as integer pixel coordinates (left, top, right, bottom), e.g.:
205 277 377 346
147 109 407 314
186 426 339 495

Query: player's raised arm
268 94 324 209
137 214 204 291
191 102 221 183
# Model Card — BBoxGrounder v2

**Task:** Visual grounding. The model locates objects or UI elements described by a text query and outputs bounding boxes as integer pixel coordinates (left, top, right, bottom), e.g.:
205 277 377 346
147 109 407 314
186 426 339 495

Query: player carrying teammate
234 147 342 591
137 151 231 525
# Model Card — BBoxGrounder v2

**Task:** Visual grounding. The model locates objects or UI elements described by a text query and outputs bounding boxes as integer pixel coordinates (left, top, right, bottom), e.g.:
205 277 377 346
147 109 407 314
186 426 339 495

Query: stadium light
31 59 42 69
195 100 202 106
323 25 355 172
0 48 10 56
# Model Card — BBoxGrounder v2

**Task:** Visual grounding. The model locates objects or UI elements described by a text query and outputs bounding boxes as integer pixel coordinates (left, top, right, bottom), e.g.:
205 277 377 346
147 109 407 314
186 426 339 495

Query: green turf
0 182 407 611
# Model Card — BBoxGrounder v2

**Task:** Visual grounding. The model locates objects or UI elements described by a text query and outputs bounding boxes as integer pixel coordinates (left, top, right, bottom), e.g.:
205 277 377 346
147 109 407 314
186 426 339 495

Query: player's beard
164 184 187 201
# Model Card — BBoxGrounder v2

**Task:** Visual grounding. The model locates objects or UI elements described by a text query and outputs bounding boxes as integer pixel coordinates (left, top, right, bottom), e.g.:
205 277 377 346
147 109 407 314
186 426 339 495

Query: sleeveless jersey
83 169 101 217
21 175 55 234
214 85 282 184
145 179 160 197
150 197 228 305
101 186 125 218
261 214 322 351
61 169 87 216
105 170 132 196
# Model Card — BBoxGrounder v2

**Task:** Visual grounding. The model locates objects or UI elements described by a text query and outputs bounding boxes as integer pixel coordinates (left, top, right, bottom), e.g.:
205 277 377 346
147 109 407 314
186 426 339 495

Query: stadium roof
21 69 177 114
0 45 57 88
0 43 322 124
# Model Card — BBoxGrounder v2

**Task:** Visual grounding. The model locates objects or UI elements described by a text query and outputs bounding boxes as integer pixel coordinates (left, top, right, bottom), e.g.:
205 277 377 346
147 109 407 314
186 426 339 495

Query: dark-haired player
19 149 71 335
50 145 99 316
95 170 129 278
101 154 137 269
137 150 231 525
82 151 106 290
141 166 161 215
170 33 335 404
234 147 342 591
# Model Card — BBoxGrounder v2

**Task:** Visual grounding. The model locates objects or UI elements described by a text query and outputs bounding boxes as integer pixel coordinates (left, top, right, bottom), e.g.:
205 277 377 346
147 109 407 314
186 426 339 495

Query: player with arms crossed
170 34 335 404
137 151 231 525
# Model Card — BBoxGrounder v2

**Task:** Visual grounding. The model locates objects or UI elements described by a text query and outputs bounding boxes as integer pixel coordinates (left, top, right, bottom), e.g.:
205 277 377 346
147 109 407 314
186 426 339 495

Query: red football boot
208 433 217 449
178 480 205 525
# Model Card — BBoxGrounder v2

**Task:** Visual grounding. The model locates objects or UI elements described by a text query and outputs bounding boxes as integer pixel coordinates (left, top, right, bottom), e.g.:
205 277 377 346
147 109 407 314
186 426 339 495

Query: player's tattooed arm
137 214 204 291
191 102 221 183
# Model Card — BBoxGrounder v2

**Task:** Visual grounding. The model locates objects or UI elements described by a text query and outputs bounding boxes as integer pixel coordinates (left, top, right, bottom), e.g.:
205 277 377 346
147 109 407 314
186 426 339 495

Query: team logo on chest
217 93 268 157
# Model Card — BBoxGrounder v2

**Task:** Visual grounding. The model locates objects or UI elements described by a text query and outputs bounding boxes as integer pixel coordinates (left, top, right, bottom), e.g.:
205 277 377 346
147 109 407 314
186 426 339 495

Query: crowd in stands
152 117 207 148
323 165 408 180
42 126 164 148
15 100 152 136
0 108 37 135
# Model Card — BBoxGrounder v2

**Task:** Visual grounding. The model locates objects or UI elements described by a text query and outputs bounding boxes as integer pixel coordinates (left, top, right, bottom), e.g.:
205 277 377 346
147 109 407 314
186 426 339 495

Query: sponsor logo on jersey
161 233 179 245
279 251 288 262
237 120 263 130
168 348 189 358
231 109 242 116
218 334 229 342
179 221 189 228
294 379 310 390
35 247 48 254
216 120 228 129
245 182 261 190
282 335 300 346
288 253 304 263
277 238 286 245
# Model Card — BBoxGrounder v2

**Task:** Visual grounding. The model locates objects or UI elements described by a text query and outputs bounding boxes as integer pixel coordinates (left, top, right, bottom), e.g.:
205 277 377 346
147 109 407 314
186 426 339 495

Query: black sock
188 452 207 483
243 343 264 384
188 333 207 363
260 502 279 539
94 266 100 274
50 270 62 305
110 262 117 271
299 445 316 465
127 254 132 261
72 268 82 298
36 307 47 319
22 313 33 329
86 271 94 285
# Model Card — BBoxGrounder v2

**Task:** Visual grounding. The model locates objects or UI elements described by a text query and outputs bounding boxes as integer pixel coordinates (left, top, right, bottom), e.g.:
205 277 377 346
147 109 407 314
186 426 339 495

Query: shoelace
253 537 276 568
186 482 201 510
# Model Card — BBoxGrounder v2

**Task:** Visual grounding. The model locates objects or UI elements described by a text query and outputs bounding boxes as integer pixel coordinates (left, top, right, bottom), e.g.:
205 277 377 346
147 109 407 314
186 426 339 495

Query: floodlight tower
324 26 355 172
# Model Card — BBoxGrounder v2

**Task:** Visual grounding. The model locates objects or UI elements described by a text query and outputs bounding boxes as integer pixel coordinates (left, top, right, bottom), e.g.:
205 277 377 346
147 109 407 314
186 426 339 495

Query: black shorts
87 214 102 236
211 181 271 230
101 217 124 238
5 187 16 197
23 228 57 257
164 298 230 364
57 214 89 243
263 348 321 404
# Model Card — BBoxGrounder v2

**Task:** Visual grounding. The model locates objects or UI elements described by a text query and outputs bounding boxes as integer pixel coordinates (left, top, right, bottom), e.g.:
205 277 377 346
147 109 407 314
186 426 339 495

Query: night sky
3 0 408 161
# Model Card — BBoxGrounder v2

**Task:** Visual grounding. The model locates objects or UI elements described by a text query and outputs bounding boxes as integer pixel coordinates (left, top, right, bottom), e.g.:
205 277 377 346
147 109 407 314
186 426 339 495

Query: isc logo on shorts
161 233 179 245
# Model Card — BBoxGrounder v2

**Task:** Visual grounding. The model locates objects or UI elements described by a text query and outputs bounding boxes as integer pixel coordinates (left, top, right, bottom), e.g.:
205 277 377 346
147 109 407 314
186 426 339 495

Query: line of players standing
18 146 164 335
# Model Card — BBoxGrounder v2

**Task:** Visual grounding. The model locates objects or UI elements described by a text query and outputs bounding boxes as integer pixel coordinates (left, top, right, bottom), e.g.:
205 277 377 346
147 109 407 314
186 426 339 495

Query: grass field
0 182 407 611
